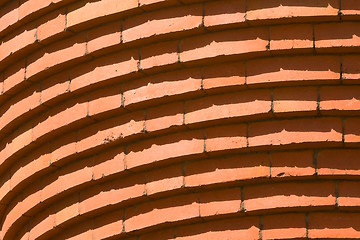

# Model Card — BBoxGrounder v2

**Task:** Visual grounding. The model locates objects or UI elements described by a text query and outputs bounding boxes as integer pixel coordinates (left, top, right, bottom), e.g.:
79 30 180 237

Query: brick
92 147 125 180
70 49 139 93
273 86 318 115
140 40 179 71
37 8 68 44
2 196 22 236
123 4 202 43
87 21 121 55
270 24 313 51
343 55 360 81
76 111 144 154
0 172 10 201
271 150 315 177
67 0 138 29
18 0 63 21
123 68 202 109
50 131 77 164
146 101 184 133
3 60 26 95
342 0 360 18
320 86 360 113
55 193 79 227
344 118 360 144
26 34 87 80
338 181 360 207
309 212 360 239
11 122 33 154
199 188 241 217
125 130 204 170
88 85 122 119
176 216 259 240
247 55 340 85
247 0 339 21
40 71 70 106
29 207 56 240
139 228 175 240
318 149 360 176
204 0 246 28
79 174 145 214
0 0 18 34
93 210 123 240
263 213 306 240
205 124 247 153
185 153 270 187
244 181 336 212
20 182 43 215
180 27 268 63
145 164 183 196
248 118 343 148
125 194 199 232
185 89 272 125
202 61 245 92
139 0 180 10
55 221 92 240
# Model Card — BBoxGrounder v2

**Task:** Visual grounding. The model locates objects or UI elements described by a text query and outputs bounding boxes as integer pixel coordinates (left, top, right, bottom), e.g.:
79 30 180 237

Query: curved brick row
1 0 360 239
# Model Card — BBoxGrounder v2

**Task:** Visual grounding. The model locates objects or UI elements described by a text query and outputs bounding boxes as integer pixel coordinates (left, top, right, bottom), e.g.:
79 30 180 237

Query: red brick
18 0 63 21
123 4 202 43
92 147 125 180
66 0 138 29
185 89 272 125
338 181 360 207
11 122 33 154
248 118 343 148
37 8 68 44
50 131 77 165
318 149 360 176
244 181 336 212
176 217 259 240
271 150 315 177
2 196 22 236
344 117 360 144
70 49 139 93
55 220 92 240
88 85 122 119
0 0 18 34
270 24 313 51
204 0 246 28
125 194 199 232
40 71 70 106
308 212 360 239
343 55 360 81
145 164 183 196
202 61 246 92
140 40 179 71
342 0 360 18
247 0 339 21
263 213 306 240
320 86 360 113
3 60 26 95
180 28 268 63
0 172 10 201
247 55 340 86
93 210 123 240
273 86 318 115
139 0 180 10
55 193 79 227
315 22 360 51
29 207 56 240
139 228 175 240
146 101 184 133
205 124 247 153
79 174 145 214
125 130 204 170
199 188 241 217
87 21 121 55
185 153 270 187
123 68 202 109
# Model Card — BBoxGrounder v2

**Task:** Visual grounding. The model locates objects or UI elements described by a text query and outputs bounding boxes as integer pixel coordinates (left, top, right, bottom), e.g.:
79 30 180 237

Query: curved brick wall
1 0 360 239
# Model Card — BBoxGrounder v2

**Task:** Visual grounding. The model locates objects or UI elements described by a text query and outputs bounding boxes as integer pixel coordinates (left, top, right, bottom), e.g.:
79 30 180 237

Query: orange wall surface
1 0 360 239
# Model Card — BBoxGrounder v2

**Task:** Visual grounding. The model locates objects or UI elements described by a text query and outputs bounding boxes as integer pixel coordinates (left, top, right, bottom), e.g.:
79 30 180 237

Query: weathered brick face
0 0 360 239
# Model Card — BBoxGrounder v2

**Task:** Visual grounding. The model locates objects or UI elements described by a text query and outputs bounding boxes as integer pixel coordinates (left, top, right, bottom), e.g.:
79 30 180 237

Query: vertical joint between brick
305 212 309 238
266 26 270 50
182 101 186 125
143 109 147 133
313 150 318 175
240 186 245 211
317 86 321 114
259 216 263 240
120 20 123 44
201 2 205 29
246 123 249 147
203 130 207 153
269 152 272 178
340 55 343 82
312 24 316 51
335 181 339 207
138 48 142 72
177 40 182 63
244 60 248 86
342 117 345 145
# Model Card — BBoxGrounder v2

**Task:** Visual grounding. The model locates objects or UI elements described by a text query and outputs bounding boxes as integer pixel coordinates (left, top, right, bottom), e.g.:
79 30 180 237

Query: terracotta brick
247 0 339 21
0 0 18 34
202 61 245 91
318 149 360 176
125 194 199 232
270 24 313 51
273 86 318 114
247 55 340 86
344 117 360 144
343 55 360 81
122 4 202 43
139 228 175 240
248 118 343 148
342 0 360 18
125 130 204 170
145 164 183 196
37 8 68 44
175 217 259 240
88 85 122 119
50 131 77 165
139 0 180 10
199 188 241 217
92 147 125 180
55 221 92 240
40 71 70 106
271 150 315 177
29 207 56 240
55 193 79 227
244 181 336 212
87 21 121 55
338 181 360 207
185 89 272 125
180 28 268 63
11 122 33 154
205 124 247 153
309 212 360 239
18 0 63 21
185 153 270 187
263 213 307 240
0 172 10 201
320 86 360 113
93 210 123 240
204 0 246 28
3 60 26 95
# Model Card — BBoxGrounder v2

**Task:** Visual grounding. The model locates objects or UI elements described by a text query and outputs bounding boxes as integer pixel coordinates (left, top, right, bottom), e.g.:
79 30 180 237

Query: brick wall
0 0 360 239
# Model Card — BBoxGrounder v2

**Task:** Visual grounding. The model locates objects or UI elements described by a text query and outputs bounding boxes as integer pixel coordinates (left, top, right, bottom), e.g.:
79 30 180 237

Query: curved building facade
1 0 360 239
